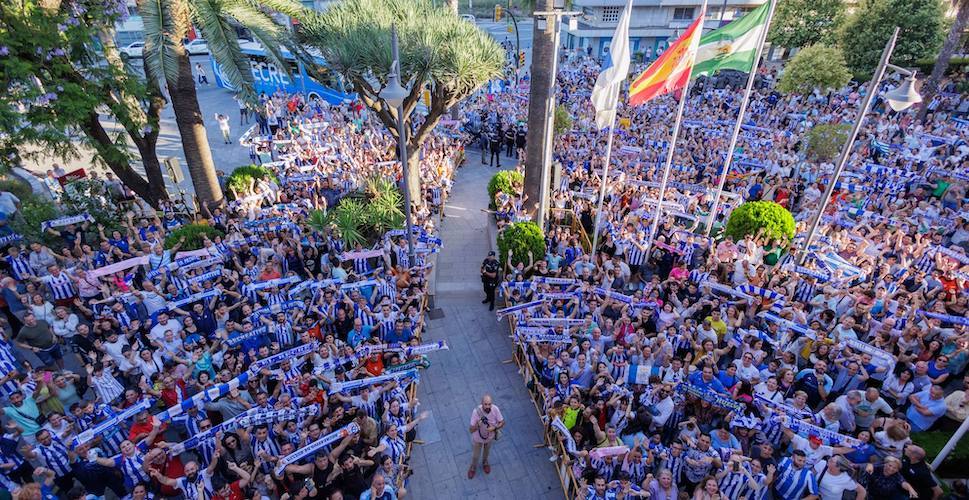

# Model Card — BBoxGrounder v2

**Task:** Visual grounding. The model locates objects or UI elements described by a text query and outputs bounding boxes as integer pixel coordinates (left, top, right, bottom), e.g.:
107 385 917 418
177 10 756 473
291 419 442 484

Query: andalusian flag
693 1 770 77
628 11 705 106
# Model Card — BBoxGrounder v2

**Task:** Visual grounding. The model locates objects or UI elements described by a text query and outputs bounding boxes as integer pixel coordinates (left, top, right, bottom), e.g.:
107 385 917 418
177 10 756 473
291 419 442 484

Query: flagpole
704 0 778 238
648 1 707 251
590 111 618 254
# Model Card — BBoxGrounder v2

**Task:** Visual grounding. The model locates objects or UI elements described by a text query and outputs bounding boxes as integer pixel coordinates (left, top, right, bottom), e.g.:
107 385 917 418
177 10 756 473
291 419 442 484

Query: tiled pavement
407 154 563 499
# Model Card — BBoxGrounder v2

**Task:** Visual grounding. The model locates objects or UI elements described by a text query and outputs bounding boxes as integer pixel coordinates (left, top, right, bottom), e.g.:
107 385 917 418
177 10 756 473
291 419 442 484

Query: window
672 7 695 21
601 6 622 23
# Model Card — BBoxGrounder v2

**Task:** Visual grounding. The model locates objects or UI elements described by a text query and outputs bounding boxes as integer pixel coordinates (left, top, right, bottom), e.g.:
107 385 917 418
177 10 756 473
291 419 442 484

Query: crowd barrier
502 305 583 499
549 208 592 254
399 294 429 493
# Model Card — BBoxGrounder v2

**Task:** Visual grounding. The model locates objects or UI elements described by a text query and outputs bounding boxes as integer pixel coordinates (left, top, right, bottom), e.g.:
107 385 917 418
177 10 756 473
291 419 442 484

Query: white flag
590 0 633 129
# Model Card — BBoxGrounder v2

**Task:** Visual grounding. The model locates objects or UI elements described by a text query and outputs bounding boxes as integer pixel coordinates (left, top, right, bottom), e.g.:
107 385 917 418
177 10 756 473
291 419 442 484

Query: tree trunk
917 0 968 122
167 48 224 209
404 149 422 208
522 0 556 221
80 113 164 205
447 0 459 15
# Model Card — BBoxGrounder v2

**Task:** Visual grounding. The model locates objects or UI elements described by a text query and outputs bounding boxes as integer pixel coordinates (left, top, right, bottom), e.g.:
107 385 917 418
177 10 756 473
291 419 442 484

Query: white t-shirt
791 434 833 467
150 319 183 340
813 461 857 500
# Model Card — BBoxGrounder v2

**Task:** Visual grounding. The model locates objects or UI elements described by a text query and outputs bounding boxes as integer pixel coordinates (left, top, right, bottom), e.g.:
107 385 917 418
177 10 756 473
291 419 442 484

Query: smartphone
733 461 740 472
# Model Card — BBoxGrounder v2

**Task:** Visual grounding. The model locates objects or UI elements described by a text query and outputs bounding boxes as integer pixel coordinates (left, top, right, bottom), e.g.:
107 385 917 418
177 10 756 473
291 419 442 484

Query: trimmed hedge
487 170 523 209
724 201 795 242
497 221 546 268
164 223 224 250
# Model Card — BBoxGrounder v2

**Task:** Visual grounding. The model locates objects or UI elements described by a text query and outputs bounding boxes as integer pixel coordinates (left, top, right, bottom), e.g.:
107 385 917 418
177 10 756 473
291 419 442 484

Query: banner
87 256 150 278
700 281 753 301
589 446 630 460
843 338 895 368
593 287 634 305
71 397 154 448
675 383 745 413
167 289 221 310
177 256 223 274
550 417 577 455
524 317 587 327
339 249 385 261
274 423 360 475
41 213 93 231
328 368 419 395
252 300 303 317
627 364 654 385
0 233 22 246
757 311 816 338
532 277 578 286
774 415 861 447
516 332 573 344
247 275 302 292
250 342 318 373
186 270 224 287
918 310 969 327
385 357 431 373
235 404 321 428
495 299 545 319
224 326 269 347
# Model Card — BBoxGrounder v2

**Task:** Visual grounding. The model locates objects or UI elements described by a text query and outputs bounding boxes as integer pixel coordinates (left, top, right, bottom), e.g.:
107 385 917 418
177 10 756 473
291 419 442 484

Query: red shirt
212 480 245 500
161 380 188 408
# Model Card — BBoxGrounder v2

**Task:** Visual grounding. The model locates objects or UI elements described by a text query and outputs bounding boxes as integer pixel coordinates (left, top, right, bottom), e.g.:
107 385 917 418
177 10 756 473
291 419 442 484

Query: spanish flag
628 11 705 106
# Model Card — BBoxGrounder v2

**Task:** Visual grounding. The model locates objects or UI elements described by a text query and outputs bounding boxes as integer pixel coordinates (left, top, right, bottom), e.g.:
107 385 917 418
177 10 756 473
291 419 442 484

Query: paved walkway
407 153 562 499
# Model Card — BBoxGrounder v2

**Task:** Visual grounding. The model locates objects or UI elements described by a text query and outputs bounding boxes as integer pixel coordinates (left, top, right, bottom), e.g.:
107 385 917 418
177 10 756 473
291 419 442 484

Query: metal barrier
503 306 584 500
398 295 428 494
548 208 592 253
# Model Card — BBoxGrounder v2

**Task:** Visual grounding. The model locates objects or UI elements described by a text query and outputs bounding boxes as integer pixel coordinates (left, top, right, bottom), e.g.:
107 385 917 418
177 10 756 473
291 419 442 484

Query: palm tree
522 0 557 221
299 0 503 204
138 0 305 208
917 0 968 122
447 0 458 15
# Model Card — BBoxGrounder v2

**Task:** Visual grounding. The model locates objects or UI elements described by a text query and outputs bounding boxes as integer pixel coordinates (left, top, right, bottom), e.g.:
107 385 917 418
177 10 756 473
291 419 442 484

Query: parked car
119 41 144 59
460 14 476 23
184 39 209 55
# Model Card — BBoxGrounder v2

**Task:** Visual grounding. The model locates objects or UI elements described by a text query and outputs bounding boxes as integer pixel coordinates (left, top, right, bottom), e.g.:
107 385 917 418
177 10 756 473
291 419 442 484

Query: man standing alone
480 251 499 311
468 394 504 479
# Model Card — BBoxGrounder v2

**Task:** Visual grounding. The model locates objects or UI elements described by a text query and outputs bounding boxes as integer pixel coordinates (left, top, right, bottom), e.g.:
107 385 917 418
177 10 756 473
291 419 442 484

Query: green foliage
363 177 405 234
225 165 279 199
328 199 368 248
306 209 329 234
164 223 224 250
553 104 573 136
777 45 852 94
10 198 62 247
319 178 407 246
0 0 154 172
487 170 524 209
768 0 845 49
61 179 124 233
724 201 796 242
497 221 546 268
0 177 37 203
839 0 946 79
914 57 969 76
911 431 969 462
804 123 851 162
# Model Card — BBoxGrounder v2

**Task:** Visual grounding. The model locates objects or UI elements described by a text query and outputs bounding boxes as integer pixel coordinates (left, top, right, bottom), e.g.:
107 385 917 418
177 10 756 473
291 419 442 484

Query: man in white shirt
149 312 183 341
813 456 864 500
50 307 79 341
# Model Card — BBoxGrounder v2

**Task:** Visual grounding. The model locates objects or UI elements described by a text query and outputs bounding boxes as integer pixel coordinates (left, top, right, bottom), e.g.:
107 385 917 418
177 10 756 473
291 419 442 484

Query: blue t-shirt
905 390 946 431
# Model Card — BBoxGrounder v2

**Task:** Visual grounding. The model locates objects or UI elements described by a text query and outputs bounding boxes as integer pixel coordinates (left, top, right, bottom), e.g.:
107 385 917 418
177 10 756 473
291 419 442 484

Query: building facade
564 0 768 60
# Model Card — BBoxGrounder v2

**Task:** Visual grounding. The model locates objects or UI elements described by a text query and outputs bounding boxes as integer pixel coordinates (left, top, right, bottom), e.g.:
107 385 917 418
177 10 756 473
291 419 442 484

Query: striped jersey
42 272 75 300
773 457 818 500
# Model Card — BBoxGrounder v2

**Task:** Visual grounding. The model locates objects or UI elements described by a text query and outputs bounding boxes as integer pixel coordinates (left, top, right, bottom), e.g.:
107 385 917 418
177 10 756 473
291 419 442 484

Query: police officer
480 251 499 310
488 129 502 168
504 125 515 158
515 125 526 157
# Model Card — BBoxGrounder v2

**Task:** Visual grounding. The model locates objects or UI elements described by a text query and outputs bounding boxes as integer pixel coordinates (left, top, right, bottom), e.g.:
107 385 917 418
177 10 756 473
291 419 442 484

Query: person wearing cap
480 251 500 311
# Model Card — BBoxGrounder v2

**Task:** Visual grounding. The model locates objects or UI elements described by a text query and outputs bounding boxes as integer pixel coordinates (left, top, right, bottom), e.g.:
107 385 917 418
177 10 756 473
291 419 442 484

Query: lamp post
380 26 417 266
797 27 922 264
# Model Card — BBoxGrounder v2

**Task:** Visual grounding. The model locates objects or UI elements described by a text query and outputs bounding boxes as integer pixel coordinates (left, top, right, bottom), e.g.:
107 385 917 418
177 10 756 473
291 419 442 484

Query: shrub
914 57 969 76
61 179 124 233
777 45 851 94
487 170 524 209
0 177 37 203
10 198 61 247
225 165 279 199
804 123 851 162
724 201 796 242
497 221 546 268
554 104 573 136
164 223 224 250
328 199 367 248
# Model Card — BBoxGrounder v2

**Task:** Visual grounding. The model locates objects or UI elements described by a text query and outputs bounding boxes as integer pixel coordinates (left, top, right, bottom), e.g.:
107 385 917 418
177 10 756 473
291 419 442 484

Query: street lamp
380 25 417 266
797 27 922 264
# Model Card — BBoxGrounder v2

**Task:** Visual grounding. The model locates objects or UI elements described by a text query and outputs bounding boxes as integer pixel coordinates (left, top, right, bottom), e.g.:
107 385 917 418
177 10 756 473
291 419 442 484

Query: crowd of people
0 92 462 500
484 51 969 500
